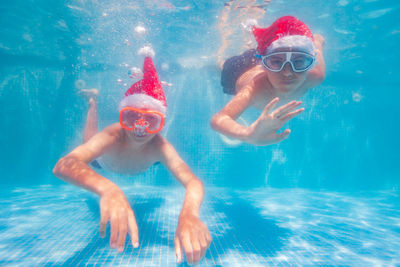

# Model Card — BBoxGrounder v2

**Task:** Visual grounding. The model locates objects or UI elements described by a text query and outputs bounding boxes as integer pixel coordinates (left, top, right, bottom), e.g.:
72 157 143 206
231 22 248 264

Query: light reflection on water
0 184 399 266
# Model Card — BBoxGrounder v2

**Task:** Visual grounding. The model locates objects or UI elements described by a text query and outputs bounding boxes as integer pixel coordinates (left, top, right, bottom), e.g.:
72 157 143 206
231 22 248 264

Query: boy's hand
175 213 211 264
246 97 304 146
99 186 139 252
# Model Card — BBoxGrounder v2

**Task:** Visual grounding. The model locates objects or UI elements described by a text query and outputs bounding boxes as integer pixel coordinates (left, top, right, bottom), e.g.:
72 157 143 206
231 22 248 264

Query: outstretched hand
246 97 304 146
175 213 211 264
99 187 139 252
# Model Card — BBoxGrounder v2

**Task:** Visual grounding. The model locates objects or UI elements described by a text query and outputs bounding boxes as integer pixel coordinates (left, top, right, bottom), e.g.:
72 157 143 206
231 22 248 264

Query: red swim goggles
119 107 165 134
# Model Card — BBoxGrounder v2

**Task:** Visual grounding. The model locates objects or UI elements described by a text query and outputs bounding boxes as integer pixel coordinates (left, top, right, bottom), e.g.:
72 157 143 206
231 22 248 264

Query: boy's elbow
52 157 65 177
187 177 204 192
309 69 326 87
315 73 325 86
52 156 77 177
210 113 221 131
210 116 217 130
52 165 58 176
194 177 204 188
317 70 326 83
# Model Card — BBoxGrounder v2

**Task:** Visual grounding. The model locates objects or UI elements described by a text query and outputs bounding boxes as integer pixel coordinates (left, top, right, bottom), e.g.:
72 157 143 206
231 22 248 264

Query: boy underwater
53 50 211 264
211 16 326 146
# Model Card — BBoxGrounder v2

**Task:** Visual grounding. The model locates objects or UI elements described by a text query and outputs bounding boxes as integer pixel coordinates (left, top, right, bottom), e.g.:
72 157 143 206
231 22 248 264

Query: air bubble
74 79 86 89
129 67 143 79
352 92 363 102
161 63 169 71
134 25 146 37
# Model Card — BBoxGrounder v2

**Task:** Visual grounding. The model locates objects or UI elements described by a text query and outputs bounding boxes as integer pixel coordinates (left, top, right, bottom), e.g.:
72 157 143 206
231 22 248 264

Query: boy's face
266 62 308 93
126 128 157 143
262 47 314 93
119 107 165 142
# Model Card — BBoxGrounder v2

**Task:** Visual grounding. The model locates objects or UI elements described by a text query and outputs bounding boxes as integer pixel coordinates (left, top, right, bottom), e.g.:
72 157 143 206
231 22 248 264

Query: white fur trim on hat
119 93 167 114
266 35 316 54
137 45 155 58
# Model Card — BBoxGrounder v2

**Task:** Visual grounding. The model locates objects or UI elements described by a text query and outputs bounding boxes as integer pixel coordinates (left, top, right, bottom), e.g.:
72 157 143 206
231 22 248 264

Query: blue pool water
1 185 399 265
1 0 400 266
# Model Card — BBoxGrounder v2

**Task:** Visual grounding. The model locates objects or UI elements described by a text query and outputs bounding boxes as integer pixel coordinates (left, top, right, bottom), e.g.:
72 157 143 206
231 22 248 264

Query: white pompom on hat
137 45 155 58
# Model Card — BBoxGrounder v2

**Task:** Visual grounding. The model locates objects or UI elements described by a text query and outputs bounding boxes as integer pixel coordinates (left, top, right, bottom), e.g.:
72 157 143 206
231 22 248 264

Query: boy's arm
53 124 139 252
210 84 254 141
306 34 326 88
155 136 211 264
210 85 304 146
53 124 121 195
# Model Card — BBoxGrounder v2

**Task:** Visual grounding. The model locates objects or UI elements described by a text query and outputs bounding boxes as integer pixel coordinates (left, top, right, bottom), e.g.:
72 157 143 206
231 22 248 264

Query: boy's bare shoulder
152 134 175 151
305 68 325 89
250 70 271 100
253 71 268 90
236 65 265 90
100 123 125 142
151 134 169 148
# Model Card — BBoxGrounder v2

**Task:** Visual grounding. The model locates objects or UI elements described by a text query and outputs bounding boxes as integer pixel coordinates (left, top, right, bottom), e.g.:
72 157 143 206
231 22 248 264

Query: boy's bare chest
252 81 309 110
100 144 158 175
251 81 276 110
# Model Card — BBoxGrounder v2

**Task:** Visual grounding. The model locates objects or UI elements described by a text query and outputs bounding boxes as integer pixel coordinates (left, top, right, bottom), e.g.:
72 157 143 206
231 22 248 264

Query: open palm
247 97 304 146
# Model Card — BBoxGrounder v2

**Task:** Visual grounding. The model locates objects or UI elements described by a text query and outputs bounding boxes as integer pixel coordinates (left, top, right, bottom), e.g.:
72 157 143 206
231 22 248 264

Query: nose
136 118 147 127
281 62 294 76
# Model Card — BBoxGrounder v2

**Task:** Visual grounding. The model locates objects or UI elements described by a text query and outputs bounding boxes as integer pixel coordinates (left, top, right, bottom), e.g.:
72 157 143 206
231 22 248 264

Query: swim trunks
220 49 258 95
90 159 161 170
90 160 102 169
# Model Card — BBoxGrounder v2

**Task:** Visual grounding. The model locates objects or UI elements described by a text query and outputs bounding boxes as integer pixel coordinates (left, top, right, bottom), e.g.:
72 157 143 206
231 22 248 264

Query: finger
117 212 128 252
174 236 183 264
275 101 302 119
272 129 291 144
280 108 305 124
261 97 279 116
110 214 118 249
198 230 208 249
99 209 109 238
205 229 212 244
182 235 194 263
191 237 201 264
272 100 301 118
198 232 208 259
128 210 139 248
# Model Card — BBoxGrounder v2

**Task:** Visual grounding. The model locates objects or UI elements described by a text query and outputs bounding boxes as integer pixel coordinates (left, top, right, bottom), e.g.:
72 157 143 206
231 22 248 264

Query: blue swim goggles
256 51 316 73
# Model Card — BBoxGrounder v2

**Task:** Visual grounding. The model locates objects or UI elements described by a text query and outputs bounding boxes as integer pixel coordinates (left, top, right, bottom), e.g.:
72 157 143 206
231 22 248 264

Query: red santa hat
119 56 167 114
252 16 315 55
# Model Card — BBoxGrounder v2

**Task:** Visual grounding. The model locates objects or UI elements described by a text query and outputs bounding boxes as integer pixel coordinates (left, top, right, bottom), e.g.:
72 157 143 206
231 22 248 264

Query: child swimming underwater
211 16 326 146
53 50 211 264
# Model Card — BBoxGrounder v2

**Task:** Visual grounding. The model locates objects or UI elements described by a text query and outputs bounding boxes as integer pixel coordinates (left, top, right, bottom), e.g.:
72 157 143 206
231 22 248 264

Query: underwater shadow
45 191 291 266
54 194 171 266
205 194 291 264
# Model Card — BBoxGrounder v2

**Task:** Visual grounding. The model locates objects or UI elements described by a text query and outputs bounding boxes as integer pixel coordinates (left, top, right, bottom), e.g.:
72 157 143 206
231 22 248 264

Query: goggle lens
119 108 164 134
142 113 162 132
121 110 140 129
262 52 315 72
